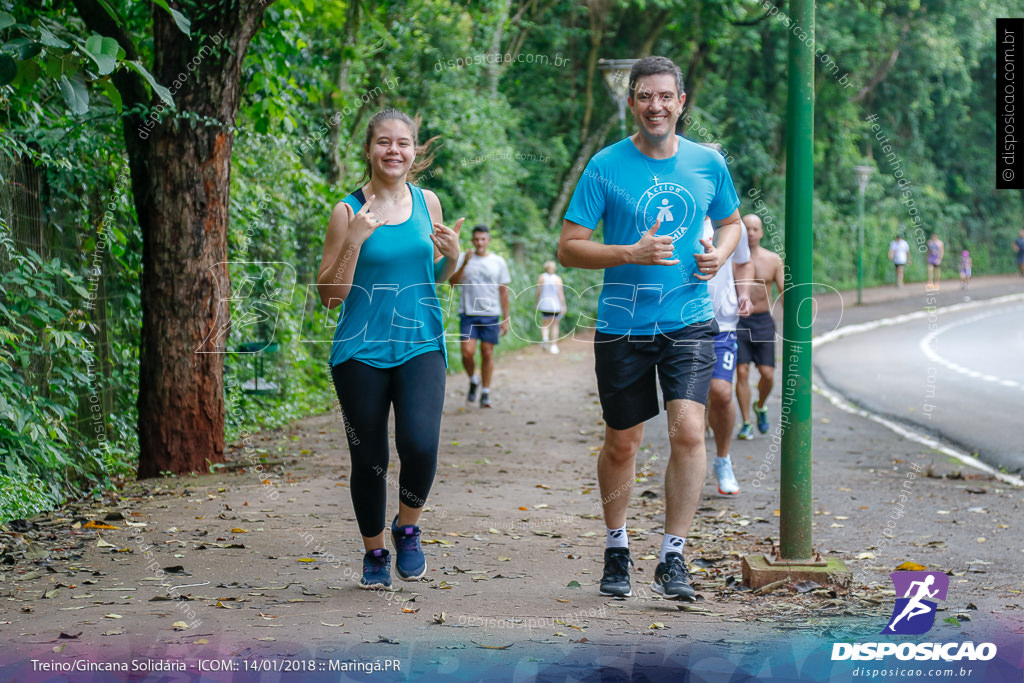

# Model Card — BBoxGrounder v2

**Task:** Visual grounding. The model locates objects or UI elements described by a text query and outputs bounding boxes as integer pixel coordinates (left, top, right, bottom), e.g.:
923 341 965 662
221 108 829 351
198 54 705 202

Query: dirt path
3 280 1023 680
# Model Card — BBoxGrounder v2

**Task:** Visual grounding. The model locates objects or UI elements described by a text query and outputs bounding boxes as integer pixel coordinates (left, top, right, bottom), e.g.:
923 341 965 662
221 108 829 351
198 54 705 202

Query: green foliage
0 473 56 523
0 233 126 519
2 0 1021 521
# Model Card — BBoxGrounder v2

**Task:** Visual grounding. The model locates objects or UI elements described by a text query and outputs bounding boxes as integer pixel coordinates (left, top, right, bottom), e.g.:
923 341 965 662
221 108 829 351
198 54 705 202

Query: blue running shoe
755 405 770 434
360 548 391 589
391 517 426 580
737 422 754 440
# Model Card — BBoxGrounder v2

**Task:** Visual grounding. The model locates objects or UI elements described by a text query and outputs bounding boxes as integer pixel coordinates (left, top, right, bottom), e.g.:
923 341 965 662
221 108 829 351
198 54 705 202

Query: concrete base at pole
741 553 852 590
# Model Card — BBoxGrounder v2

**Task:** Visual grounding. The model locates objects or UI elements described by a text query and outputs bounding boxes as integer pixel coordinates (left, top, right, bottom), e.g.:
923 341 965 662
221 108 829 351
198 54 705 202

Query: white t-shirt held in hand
456 252 511 317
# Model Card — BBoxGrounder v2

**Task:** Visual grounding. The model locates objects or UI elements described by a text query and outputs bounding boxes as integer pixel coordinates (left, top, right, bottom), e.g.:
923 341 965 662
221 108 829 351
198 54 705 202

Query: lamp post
597 59 638 139
853 165 874 305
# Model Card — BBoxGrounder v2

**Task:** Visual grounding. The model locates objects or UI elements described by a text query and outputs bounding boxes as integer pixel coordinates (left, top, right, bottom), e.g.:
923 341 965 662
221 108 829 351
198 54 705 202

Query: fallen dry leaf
83 521 120 530
895 561 926 571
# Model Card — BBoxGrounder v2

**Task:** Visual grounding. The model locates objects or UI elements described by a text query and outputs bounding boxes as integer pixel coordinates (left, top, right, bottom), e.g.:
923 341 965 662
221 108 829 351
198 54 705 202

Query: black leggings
330 351 445 538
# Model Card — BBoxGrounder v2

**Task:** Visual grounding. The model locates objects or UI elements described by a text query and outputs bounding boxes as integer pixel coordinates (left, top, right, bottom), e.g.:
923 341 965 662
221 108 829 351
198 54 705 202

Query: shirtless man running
736 214 785 439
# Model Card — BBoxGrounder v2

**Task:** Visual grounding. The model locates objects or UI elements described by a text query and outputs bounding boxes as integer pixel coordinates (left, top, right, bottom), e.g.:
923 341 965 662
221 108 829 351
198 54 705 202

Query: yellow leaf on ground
83 521 120 530
895 561 926 571
298 558 317 562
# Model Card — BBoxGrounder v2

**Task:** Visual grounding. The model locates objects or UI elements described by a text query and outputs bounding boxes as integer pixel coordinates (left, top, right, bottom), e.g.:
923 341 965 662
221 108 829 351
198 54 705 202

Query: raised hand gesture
630 220 679 266
344 194 385 245
431 217 464 261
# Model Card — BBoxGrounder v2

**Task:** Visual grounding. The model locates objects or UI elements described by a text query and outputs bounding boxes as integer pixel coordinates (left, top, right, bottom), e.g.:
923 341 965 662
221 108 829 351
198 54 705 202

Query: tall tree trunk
580 0 610 143
548 112 617 229
326 0 362 186
74 0 272 477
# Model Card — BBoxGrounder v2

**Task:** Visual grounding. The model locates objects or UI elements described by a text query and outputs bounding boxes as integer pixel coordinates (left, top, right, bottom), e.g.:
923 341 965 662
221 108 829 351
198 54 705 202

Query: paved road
816 298 1024 474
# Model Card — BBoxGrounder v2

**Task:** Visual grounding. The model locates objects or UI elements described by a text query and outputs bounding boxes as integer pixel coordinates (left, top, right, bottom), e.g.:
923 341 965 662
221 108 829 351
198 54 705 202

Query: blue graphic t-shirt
565 136 740 335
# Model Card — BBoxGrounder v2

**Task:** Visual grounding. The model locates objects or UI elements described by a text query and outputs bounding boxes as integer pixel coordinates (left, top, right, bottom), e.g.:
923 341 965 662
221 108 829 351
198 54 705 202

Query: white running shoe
714 456 740 495
550 343 559 354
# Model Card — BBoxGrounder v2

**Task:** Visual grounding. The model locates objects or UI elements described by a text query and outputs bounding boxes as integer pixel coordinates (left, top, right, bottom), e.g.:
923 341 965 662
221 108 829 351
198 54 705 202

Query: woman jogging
959 249 972 290
317 109 462 588
535 260 566 353
926 233 944 291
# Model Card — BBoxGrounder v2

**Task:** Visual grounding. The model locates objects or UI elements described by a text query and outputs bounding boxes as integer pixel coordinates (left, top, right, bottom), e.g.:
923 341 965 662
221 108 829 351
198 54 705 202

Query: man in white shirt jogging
888 234 911 288
703 215 753 495
449 225 511 408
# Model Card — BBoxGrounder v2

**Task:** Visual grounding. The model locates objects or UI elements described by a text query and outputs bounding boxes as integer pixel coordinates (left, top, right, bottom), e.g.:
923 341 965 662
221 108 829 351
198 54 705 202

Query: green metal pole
780 0 814 560
857 189 865 305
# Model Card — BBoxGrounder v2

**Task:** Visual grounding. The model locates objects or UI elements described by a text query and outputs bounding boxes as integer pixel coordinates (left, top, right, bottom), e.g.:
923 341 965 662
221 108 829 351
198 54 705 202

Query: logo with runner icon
635 182 696 242
881 571 949 635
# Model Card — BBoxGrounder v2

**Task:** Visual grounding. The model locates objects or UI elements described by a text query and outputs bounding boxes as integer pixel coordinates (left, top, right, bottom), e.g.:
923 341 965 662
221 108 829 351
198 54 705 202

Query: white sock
471 374 481 385
606 526 628 549
660 534 685 562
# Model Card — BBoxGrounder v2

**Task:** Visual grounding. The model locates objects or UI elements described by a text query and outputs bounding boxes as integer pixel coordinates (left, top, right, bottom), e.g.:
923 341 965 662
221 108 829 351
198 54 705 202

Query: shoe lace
365 551 389 570
604 550 632 578
395 527 421 552
665 555 690 582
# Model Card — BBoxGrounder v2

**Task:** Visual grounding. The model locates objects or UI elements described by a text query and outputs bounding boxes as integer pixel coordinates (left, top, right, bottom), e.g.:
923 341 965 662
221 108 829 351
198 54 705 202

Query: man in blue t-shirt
559 56 742 601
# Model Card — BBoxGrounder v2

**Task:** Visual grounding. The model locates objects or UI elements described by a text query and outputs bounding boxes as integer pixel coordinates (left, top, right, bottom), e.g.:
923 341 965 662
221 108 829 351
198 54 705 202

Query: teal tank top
328 184 447 368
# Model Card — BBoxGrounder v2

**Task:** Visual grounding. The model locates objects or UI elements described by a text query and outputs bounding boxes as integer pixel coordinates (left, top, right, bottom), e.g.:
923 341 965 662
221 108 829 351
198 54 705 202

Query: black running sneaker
652 552 695 600
599 547 633 597
467 380 479 403
479 391 491 408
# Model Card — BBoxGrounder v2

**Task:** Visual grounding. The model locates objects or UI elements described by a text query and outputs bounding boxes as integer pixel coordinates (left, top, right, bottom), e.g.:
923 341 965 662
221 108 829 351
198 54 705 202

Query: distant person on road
559 56 743 601
449 225 511 408
535 260 566 354
960 249 972 290
317 109 461 589
1015 229 1024 277
703 214 753 495
736 215 784 440
926 233 944 291
888 234 911 288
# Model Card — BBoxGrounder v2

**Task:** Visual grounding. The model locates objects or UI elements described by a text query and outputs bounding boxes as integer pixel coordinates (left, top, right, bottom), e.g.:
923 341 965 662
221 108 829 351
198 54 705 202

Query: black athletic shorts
736 311 776 368
594 319 718 431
